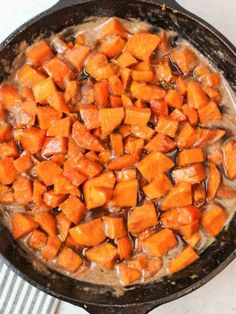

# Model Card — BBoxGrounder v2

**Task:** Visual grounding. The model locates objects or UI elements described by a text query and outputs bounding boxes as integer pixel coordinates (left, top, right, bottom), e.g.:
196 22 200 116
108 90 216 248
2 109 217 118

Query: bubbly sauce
0 17 235 288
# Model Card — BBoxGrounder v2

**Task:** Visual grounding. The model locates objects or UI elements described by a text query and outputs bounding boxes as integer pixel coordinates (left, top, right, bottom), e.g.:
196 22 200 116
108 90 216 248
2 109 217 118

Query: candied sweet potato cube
143 229 177 257
131 70 153 82
32 179 47 206
137 152 174 182
171 47 199 74
150 99 169 117
54 174 80 196
69 218 106 246
193 183 206 206
116 263 141 285
13 154 33 173
178 220 199 239
34 212 57 236
201 204 228 237
103 215 127 239
207 162 221 200
0 158 17 185
130 81 166 102
43 190 66 208
41 236 61 260
184 231 201 247
12 213 38 240
161 182 192 211
98 18 127 40
26 40 53 66
17 64 46 88
222 140 236 179
0 84 22 112
217 184 236 199
0 185 14 204
28 229 47 250
178 148 204 166
128 203 158 234
143 173 173 199
41 136 67 157
79 104 101 130
117 52 138 68
99 107 124 139
0 140 19 159
108 75 124 96
128 254 149 271
168 246 199 274
94 80 109 107
117 236 133 260
36 160 62 186
13 176 32 206
110 133 123 156
165 89 183 109
145 133 175 153
120 68 131 91
57 247 83 272
176 122 197 149
155 59 172 82
187 80 208 109
64 44 90 71
107 154 137 170
155 116 178 138
86 243 118 269
56 212 71 242
116 169 136 182
20 128 46 154
60 196 85 225
112 179 138 207
172 163 206 184
125 107 151 127
182 105 198 126
47 117 70 137
99 36 126 58
198 101 221 125
37 106 62 130
130 124 155 140
86 52 116 81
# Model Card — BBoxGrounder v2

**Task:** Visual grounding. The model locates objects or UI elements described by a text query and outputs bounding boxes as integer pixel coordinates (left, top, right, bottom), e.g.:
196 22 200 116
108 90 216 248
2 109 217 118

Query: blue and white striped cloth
0 257 59 314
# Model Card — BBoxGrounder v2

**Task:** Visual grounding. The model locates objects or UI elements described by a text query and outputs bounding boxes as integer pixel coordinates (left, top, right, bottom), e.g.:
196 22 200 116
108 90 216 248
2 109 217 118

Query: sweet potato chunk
222 140 236 179
165 89 183 109
172 163 206 184
103 216 127 239
86 243 118 269
13 176 32 206
69 218 106 246
41 236 61 260
57 247 83 272
145 133 176 153
37 106 62 130
184 231 201 247
130 124 154 140
178 148 204 166
0 185 14 204
112 179 138 207
56 212 71 242
79 105 100 130
60 196 85 224
155 116 178 138
217 184 236 199
143 173 173 199
28 230 47 250
143 229 177 257
98 18 127 40
107 154 137 170
99 107 124 138
124 107 151 127
20 128 46 154
125 32 160 60
187 80 208 109
109 75 124 96
99 36 126 58
12 213 38 240
116 263 141 285
137 152 174 182
36 160 62 186
0 158 17 185
128 254 148 271
207 162 221 200
47 117 70 137
161 182 192 211
34 212 57 236
110 133 123 156
94 80 109 107
64 44 90 71
171 47 199 74
117 52 138 68
13 154 33 173
41 136 67 157
27 40 53 66
130 81 166 102
179 220 200 239
198 101 221 125
168 246 199 274
117 236 133 260
193 183 206 206
201 204 228 237
17 64 45 88
43 190 66 208
54 174 80 196
86 52 116 81
128 203 158 234
176 122 197 149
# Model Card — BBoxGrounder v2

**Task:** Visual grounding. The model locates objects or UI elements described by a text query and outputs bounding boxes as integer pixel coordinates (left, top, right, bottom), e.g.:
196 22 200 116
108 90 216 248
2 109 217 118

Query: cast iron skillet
0 0 235 313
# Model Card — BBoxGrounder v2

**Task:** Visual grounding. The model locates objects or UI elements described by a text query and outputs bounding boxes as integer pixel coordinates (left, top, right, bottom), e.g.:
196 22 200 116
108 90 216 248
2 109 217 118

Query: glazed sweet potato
117 236 133 260
56 212 71 242
130 81 166 102
26 40 53 66
222 140 236 179
116 263 141 285
20 128 46 154
178 148 204 166
28 229 47 250
125 107 151 126
168 247 199 274
112 179 138 207
34 212 57 236
161 182 192 211
13 176 32 205
99 107 124 138
172 163 206 184
41 236 61 260
103 216 127 239
64 44 90 71
57 247 83 272
43 190 66 208
143 173 173 199
47 117 70 137
144 133 176 153
12 213 38 239
60 196 85 224
0 158 17 185
155 116 178 138
201 204 228 237
187 80 208 109
36 160 62 186
86 243 118 269
171 47 199 74
207 162 221 200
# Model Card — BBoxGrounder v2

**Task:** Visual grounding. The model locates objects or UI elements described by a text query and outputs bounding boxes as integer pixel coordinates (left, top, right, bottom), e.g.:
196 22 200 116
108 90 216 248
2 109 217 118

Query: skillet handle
51 0 185 11
83 303 157 314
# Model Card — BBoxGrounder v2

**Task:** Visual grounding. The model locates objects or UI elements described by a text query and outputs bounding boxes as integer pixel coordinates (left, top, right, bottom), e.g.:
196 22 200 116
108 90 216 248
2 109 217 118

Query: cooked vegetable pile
0 17 235 285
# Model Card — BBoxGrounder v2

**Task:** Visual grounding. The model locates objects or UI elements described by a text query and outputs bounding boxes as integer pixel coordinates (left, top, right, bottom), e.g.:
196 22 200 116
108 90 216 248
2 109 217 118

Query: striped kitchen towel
0 257 59 314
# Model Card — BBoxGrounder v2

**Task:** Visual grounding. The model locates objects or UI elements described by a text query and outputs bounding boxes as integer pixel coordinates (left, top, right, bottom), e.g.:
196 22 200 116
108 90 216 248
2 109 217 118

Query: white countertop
0 1 235 313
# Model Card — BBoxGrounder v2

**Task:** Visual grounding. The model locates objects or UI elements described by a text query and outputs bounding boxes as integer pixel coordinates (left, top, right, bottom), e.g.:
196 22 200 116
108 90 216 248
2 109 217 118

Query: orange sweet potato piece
176 122 197 149
43 56 74 89
72 121 104 152
54 174 80 196
86 52 116 81
194 128 225 147
32 179 47 206
117 236 133 260
160 205 201 230
131 70 154 82
26 40 53 66
43 190 66 208
36 160 62 186
56 212 71 242
34 212 57 236
41 235 61 260
130 81 166 102
200 72 221 88
172 163 206 184
66 157 102 179
86 242 118 269
217 184 236 199
184 231 201 247
121 94 133 107
98 18 127 40
165 89 183 109
110 133 123 156
0 185 14 204
17 64 46 88
124 137 144 157
13 153 33 173
161 182 192 211
83 171 115 209
108 75 123 96
150 99 169 117
130 124 155 140
37 106 62 130
125 107 151 127
67 137 84 160
198 101 221 125
187 80 208 109
60 196 85 225
128 203 158 234
99 36 126 58
182 105 198 126
178 148 204 166
47 117 70 137
79 105 100 130
193 183 206 206
94 80 109 107
41 136 67 157
144 133 175 153
170 108 186 123
178 220 200 239
120 68 131 91
0 140 19 159
137 152 174 182
171 47 199 74
222 140 236 179
112 179 138 207
155 59 172 82
168 246 199 274
20 128 46 154
0 123 12 143
12 213 38 240
116 169 136 182
0 84 22 112
64 44 90 71
116 263 141 285
65 80 78 103
155 116 178 138
0 158 17 185
128 254 149 271
99 107 124 138
57 247 83 272
201 204 228 237
207 162 221 201
103 215 127 239
69 218 106 246
117 52 138 68
176 77 187 95
143 229 177 257
208 149 223 166
107 154 137 170
28 229 47 250
125 32 160 60
13 176 32 206
144 257 163 279
143 173 173 199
